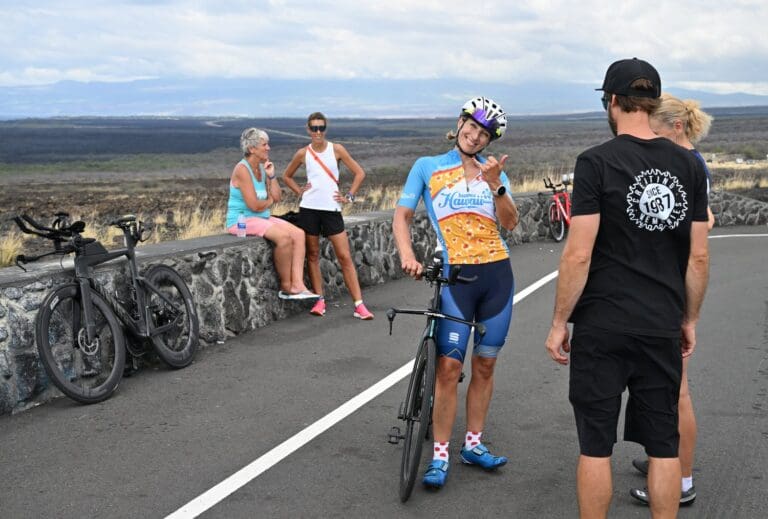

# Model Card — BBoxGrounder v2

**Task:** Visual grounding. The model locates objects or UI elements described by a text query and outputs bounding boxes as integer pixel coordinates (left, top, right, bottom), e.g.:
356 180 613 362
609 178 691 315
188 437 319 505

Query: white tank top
301 142 341 211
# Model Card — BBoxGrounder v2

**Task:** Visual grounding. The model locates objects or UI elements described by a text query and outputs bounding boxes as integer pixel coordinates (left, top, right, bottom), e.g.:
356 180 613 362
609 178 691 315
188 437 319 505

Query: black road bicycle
14 212 199 404
386 251 485 502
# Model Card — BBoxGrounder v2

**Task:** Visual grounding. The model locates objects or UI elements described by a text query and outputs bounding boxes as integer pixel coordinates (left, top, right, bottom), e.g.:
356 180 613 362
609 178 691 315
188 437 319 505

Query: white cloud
0 0 766 96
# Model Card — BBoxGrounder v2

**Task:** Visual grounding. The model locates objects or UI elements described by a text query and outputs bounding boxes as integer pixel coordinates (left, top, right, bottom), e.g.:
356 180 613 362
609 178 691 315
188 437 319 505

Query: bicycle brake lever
386 309 396 335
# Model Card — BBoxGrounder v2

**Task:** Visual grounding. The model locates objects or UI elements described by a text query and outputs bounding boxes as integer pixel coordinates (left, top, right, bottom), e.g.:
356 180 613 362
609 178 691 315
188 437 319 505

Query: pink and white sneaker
310 298 326 316
353 303 374 320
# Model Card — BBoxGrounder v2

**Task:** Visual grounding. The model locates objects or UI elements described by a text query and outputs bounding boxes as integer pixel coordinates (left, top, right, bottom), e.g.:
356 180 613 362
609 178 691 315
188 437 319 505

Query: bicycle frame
544 177 572 227
69 229 177 345
15 213 182 346
551 190 572 226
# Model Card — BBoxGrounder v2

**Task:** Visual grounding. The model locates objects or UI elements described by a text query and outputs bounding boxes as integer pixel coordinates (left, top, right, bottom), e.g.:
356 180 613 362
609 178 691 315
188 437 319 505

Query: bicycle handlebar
422 256 477 286
544 174 573 193
385 308 487 337
13 213 92 270
543 177 565 191
14 213 85 239
387 254 486 337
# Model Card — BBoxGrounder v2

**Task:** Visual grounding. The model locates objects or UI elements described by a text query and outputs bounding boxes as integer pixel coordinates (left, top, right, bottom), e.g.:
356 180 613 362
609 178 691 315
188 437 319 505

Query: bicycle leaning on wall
386 250 485 502
544 173 574 242
14 212 199 404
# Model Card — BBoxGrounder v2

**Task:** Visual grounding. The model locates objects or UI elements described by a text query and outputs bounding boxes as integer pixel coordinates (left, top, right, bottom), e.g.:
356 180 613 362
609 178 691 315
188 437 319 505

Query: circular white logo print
639 183 674 220
627 169 687 231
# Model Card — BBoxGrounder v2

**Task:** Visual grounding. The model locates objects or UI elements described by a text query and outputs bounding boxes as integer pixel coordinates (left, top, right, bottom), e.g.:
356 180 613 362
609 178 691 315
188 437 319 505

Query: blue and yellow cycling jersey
397 149 512 265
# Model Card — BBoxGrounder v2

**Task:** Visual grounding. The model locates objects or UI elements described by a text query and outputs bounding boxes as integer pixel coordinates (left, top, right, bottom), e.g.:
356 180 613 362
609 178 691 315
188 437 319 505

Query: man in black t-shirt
545 58 710 519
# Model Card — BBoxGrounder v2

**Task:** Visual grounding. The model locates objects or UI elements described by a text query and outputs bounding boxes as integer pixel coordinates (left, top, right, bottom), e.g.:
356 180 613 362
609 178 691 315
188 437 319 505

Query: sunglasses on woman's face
309 125 327 133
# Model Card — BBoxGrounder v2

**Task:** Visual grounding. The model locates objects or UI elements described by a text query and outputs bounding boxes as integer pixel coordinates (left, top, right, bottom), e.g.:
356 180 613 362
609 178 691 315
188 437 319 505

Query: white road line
165 269 560 519
709 233 768 239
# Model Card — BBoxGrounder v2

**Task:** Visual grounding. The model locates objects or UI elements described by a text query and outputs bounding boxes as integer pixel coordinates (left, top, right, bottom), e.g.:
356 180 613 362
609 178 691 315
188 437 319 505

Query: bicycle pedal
123 355 141 377
388 426 403 444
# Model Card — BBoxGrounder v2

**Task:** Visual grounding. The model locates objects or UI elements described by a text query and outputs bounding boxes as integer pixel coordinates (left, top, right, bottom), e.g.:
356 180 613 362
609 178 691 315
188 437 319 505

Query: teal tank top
226 159 270 227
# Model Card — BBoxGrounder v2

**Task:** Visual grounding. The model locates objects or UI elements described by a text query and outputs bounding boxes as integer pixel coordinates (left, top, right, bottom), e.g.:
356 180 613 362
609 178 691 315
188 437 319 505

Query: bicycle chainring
77 328 101 356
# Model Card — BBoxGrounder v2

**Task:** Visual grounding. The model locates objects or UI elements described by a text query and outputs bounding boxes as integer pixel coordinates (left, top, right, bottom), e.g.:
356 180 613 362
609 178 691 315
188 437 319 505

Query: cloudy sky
1 0 767 102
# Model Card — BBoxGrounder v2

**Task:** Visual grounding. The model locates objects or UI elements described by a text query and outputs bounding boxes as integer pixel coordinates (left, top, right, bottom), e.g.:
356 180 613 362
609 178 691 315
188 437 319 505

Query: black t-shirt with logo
569 134 708 337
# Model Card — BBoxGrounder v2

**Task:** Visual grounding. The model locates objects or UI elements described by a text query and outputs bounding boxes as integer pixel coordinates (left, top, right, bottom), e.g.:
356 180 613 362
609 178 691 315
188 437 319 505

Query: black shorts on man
569 324 682 458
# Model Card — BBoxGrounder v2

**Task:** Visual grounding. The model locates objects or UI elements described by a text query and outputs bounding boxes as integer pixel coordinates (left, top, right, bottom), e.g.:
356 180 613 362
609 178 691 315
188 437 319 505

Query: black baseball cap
597 58 661 98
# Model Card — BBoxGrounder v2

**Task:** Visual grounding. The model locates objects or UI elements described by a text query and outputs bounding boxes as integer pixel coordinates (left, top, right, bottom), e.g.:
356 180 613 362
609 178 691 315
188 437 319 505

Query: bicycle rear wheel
548 201 566 242
399 337 437 502
35 283 125 404
145 265 199 368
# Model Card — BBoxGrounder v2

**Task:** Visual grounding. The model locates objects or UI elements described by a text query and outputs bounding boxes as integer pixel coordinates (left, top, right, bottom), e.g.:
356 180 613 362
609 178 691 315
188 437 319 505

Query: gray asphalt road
1 226 766 519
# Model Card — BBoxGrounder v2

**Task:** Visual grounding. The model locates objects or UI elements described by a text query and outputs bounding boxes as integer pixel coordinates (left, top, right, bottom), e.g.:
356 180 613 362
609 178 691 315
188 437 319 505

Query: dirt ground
2 175 225 225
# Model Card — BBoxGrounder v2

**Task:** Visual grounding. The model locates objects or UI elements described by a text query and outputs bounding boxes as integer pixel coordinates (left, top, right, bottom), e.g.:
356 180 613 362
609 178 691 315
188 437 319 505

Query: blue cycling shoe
422 460 450 488
460 443 508 469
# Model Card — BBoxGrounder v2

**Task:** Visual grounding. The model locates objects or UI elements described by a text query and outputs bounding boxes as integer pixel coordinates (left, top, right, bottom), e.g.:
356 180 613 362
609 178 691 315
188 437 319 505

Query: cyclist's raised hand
474 154 508 184
545 323 571 365
400 257 424 280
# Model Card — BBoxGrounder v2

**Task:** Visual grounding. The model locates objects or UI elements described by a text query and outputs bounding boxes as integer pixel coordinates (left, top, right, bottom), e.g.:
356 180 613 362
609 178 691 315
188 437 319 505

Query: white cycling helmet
460 96 507 141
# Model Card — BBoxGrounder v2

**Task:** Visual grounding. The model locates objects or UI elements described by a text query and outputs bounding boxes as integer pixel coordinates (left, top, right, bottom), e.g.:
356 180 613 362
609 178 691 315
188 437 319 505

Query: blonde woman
650 94 715 229
226 128 318 300
630 94 715 507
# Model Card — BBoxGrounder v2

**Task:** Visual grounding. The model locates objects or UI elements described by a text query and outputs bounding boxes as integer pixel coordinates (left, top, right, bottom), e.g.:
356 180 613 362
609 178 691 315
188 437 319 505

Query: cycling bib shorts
436 260 514 362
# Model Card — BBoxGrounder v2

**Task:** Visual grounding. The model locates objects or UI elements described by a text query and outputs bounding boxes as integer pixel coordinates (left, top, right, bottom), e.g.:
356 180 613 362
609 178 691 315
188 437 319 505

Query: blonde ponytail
682 99 713 144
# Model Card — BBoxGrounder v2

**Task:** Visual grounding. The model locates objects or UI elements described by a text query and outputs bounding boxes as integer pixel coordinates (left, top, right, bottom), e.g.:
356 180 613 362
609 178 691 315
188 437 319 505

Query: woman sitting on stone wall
226 127 319 301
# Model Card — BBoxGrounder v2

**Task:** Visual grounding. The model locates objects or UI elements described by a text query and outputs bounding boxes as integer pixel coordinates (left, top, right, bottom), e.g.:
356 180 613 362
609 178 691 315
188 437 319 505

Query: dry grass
719 176 768 191
708 165 768 191
177 207 227 241
0 231 26 267
710 160 768 171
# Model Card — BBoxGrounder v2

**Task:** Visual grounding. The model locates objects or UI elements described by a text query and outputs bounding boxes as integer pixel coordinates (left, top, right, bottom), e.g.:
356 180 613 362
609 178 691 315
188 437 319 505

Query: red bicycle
544 173 573 242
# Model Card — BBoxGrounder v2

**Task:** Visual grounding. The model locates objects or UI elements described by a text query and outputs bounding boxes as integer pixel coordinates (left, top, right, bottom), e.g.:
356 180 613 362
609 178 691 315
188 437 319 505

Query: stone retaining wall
0 192 765 415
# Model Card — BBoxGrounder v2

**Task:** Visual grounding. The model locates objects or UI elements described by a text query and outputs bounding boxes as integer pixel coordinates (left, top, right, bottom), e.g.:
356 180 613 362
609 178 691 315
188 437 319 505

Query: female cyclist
393 96 519 490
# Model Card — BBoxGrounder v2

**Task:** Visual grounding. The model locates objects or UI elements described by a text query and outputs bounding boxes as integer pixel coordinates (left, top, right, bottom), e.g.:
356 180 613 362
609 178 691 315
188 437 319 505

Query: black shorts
298 207 345 237
568 324 682 458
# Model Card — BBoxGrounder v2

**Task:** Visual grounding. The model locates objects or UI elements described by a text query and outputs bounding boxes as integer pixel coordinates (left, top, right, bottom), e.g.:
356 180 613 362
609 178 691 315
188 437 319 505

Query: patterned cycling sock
465 431 482 450
433 441 449 462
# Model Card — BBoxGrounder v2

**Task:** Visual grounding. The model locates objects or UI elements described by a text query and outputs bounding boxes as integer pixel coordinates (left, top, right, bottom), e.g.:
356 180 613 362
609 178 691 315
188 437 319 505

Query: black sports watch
345 192 356 203
492 185 507 197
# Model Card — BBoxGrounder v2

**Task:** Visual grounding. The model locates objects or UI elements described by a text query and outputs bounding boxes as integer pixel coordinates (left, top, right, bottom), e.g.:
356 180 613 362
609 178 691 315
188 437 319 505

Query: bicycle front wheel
35 284 126 404
548 201 565 242
145 265 199 368
399 337 437 502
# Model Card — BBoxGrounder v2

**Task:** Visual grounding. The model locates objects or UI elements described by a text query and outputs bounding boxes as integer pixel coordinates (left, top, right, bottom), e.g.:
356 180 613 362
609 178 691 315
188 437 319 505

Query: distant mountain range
1 78 767 119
